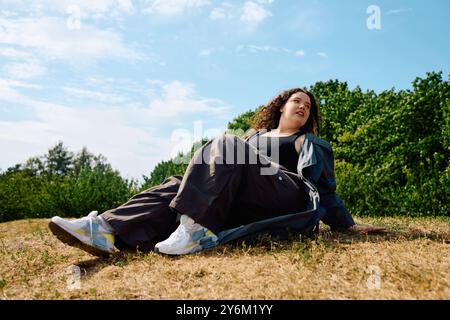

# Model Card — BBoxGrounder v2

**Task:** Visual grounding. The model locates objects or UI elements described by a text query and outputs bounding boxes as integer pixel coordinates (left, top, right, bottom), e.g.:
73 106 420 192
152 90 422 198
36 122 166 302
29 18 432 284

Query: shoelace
173 224 190 242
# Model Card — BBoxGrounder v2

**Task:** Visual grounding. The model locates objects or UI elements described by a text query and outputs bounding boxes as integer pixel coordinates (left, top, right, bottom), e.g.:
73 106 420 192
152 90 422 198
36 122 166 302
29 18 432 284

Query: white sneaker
154 215 218 255
49 211 115 256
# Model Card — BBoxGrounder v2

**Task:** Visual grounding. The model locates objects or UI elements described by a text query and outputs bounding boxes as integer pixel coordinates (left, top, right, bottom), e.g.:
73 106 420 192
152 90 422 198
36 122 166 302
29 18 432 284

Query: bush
0 144 135 222
318 72 449 216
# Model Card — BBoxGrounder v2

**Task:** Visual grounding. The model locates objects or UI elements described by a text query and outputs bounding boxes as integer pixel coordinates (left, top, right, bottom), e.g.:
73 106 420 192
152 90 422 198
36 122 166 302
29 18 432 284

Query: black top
248 128 306 173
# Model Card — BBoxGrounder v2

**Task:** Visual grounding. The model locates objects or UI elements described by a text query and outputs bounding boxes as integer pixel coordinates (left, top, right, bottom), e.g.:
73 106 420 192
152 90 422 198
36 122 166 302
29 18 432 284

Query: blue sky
1 0 449 181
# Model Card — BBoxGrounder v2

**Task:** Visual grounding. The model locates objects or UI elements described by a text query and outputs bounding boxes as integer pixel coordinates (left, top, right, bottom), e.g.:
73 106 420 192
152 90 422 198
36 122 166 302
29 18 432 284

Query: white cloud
236 45 301 56
386 8 413 15
1 0 135 20
0 80 30 107
63 86 128 104
208 2 235 21
209 7 227 20
0 10 19 18
209 0 273 27
240 1 272 24
144 0 211 16
0 79 41 102
236 44 269 53
0 78 232 179
198 48 212 56
0 17 144 63
317 52 327 58
0 78 41 89
0 47 33 59
255 0 274 4
3 60 47 79
0 111 165 180
0 79 168 179
198 47 225 56
147 80 230 117
61 0 136 18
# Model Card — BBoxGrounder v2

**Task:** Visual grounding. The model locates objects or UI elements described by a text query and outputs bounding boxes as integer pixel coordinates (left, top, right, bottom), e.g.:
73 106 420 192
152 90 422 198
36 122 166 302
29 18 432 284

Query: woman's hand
347 224 387 234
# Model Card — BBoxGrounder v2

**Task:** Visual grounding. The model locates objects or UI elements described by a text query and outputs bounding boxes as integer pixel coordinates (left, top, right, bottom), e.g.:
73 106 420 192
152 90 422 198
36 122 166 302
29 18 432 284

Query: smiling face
279 91 311 128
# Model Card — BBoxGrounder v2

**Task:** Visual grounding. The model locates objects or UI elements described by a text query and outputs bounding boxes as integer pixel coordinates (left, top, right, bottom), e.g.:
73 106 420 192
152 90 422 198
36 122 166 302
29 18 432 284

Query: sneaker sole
154 243 202 255
48 220 111 257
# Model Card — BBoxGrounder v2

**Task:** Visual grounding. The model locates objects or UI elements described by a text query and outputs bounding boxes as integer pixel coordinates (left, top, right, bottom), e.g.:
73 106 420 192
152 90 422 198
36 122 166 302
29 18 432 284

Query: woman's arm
314 138 385 233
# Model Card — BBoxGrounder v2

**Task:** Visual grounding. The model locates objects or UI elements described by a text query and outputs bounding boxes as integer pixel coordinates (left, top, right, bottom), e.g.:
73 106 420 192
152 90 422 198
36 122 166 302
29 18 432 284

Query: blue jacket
213 130 355 245
296 132 355 231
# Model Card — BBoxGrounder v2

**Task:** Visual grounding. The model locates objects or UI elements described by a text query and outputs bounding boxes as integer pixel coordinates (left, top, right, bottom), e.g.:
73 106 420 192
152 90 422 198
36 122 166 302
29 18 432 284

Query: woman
49 88 385 256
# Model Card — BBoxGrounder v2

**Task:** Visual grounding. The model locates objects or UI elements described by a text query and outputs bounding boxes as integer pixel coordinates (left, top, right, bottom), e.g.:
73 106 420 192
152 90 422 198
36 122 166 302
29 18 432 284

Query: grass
0 216 449 300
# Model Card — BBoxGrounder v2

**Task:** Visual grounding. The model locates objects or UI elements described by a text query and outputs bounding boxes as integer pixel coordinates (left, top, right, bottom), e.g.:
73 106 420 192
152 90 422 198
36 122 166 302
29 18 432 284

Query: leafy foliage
227 109 256 133
308 72 449 217
0 142 136 222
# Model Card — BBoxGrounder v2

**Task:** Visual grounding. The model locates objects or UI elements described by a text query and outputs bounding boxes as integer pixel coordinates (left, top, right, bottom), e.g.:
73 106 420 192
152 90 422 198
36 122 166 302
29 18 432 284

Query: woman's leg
155 133 308 255
50 133 307 255
101 175 183 251
167 133 308 235
49 210 116 256
49 175 184 254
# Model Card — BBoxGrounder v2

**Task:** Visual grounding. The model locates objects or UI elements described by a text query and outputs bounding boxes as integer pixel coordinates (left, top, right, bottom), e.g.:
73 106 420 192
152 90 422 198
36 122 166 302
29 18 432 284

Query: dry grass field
0 216 449 300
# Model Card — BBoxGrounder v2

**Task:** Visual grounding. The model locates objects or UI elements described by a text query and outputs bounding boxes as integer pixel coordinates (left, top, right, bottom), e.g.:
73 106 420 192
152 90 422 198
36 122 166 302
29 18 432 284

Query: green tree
0 144 135 222
45 141 74 176
227 109 256 133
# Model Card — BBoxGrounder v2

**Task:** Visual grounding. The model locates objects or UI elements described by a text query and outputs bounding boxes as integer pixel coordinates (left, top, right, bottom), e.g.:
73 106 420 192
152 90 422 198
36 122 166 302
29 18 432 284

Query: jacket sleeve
314 139 356 231
320 194 355 231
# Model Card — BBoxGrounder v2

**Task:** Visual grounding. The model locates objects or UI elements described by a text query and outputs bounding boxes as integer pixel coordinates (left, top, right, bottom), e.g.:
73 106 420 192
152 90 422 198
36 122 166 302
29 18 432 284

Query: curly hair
249 88 320 136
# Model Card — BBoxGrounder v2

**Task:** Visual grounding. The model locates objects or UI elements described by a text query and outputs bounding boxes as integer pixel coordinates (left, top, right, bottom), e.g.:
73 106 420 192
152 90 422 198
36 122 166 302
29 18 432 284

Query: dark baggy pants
101 134 309 251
